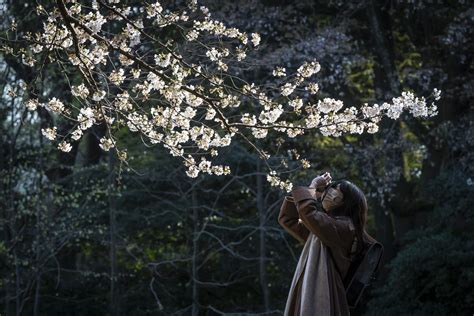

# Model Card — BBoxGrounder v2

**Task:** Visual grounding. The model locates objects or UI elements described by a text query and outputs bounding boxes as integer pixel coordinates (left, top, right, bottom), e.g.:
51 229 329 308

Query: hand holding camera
309 172 332 191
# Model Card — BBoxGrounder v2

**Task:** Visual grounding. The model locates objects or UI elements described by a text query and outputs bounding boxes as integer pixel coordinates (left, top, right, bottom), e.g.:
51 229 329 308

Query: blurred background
1 0 473 315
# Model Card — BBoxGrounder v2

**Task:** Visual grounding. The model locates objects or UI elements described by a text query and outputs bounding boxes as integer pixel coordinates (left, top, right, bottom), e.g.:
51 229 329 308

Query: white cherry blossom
41 127 57 140
58 141 72 152
9 0 441 191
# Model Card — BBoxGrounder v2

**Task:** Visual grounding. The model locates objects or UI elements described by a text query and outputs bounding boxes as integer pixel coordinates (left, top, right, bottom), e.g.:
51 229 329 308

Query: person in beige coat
278 172 374 316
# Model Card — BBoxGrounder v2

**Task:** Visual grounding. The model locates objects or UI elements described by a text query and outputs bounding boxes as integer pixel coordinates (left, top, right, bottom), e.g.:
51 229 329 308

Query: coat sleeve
278 195 310 244
291 186 354 249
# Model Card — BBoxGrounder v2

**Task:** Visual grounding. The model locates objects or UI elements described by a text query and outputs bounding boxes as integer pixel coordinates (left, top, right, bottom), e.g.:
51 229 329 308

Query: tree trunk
109 151 119 315
257 159 270 311
366 0 401 262
191 188 199 316
34 129 44 316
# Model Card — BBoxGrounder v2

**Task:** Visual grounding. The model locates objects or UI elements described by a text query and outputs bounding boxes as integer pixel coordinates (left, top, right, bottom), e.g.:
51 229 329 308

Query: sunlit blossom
58 141 72 152
251 33 261 46
272 67 286 77
41 127 57 140
8 0 441 190
99 137 115 151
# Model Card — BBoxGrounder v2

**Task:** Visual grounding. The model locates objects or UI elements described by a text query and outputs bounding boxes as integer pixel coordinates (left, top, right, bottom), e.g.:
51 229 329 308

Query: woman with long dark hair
278 172 376 315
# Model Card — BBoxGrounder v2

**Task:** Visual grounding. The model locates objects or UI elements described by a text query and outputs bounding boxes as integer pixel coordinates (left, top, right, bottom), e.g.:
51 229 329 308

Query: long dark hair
321 179 376 256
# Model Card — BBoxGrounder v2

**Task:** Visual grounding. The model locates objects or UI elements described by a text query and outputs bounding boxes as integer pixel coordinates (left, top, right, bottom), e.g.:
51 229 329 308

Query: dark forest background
1 0 473 315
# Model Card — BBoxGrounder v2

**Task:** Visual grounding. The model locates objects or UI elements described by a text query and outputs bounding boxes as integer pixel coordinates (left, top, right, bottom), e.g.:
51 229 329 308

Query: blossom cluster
13 0 441 192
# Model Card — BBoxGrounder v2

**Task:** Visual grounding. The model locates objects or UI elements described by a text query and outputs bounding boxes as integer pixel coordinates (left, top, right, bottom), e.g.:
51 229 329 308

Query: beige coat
278 186 356 316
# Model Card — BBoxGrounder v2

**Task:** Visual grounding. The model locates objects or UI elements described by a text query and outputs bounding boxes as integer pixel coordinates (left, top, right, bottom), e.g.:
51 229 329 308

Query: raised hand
309 172 332 189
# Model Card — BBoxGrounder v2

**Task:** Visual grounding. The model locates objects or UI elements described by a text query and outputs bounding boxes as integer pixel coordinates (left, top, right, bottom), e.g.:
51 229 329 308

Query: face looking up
321 184 344 212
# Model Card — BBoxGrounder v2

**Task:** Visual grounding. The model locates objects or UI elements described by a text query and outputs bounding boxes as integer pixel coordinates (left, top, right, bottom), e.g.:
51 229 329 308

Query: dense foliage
367 164 474 315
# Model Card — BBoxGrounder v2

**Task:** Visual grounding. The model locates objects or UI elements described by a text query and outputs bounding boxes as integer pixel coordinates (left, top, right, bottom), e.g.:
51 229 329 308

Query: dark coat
278 186 356 316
